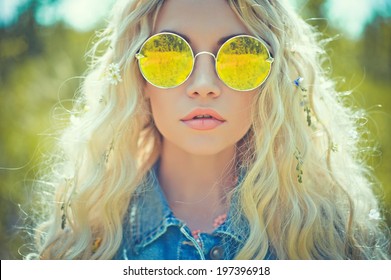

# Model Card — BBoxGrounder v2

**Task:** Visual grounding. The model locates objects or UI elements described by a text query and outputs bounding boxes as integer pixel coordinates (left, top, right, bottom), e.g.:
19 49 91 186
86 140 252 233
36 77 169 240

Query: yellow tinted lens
137 33 193 88
216 36 273 91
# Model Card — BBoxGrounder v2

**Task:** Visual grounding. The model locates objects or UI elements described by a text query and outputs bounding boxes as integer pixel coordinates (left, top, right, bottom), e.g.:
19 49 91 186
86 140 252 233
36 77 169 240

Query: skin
145 0 259 232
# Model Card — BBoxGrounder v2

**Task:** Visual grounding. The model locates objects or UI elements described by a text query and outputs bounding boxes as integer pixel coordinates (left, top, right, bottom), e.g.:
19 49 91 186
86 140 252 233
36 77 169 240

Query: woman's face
145 0 258 156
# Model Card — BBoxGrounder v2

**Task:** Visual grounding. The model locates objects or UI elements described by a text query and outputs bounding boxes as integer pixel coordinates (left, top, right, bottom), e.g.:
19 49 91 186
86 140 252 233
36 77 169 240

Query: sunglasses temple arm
266 57 274 63
135 53 144 60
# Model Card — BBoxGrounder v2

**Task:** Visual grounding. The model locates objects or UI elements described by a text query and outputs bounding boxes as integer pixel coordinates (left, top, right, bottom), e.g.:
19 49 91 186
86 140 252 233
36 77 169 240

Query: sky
0 0 390 38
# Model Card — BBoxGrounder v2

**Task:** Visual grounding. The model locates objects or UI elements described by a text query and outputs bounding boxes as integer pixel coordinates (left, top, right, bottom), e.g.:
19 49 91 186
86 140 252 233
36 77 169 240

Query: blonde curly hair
26 0 390 259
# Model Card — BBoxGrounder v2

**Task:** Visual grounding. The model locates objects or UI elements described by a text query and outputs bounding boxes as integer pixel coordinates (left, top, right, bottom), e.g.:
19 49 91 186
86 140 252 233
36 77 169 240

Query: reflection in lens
216 36 272 91
138 33 193 88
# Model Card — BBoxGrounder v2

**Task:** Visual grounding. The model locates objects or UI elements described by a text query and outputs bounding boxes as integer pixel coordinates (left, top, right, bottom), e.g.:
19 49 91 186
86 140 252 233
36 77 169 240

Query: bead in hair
293 76 307 92
293 77 312 127
294 148 304 183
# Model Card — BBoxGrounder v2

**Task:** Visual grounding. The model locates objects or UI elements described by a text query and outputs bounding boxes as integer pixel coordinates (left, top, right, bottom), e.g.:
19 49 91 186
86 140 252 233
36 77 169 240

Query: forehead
154 0 249 39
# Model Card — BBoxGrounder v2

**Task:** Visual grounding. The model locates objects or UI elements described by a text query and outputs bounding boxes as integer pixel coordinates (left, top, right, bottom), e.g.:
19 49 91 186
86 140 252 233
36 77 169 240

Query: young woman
26 0 390 259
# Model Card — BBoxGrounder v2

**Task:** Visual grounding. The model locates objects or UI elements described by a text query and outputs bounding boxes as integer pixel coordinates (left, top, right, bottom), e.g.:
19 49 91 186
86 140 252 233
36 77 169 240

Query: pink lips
181 108 226 131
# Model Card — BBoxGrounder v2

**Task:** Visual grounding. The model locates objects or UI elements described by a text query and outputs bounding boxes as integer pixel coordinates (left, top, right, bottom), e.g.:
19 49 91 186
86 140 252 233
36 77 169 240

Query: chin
160 131 240 157
178 140 236 157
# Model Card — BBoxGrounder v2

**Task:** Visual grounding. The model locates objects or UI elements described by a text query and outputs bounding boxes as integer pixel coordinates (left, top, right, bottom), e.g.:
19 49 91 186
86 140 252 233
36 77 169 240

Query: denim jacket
114 165 274 260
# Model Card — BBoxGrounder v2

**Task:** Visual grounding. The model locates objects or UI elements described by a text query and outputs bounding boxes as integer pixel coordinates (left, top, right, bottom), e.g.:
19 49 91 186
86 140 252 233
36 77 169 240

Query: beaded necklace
191 213 227 240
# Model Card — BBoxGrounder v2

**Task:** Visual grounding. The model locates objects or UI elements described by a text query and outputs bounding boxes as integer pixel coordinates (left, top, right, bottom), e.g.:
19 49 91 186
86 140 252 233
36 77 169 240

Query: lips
181 108 226 131
181 108 225 121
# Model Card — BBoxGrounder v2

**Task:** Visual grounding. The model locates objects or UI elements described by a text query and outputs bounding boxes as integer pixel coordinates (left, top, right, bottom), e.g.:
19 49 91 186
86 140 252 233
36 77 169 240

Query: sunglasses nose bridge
192 51 217 77
194 51 216 60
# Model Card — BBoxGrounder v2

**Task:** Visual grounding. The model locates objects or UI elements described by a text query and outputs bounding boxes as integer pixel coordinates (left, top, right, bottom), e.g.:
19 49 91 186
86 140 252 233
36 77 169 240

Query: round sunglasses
135 32 274 91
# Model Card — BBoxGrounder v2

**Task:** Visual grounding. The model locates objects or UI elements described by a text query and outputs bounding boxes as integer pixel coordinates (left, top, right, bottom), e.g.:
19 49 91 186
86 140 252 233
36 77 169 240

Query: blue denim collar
126 163 249 254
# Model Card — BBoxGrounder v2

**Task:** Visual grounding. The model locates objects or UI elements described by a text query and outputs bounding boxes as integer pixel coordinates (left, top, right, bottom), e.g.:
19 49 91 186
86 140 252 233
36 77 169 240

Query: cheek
232 94 255 130
232 108 253 139
146 88 178 133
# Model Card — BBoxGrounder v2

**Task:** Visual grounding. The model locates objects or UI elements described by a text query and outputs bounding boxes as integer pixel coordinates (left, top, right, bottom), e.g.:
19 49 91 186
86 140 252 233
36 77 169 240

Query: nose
185 52 221 98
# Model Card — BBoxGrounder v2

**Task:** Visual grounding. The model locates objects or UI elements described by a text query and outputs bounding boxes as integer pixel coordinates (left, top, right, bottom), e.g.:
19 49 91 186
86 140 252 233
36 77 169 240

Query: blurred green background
0 0 390 259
